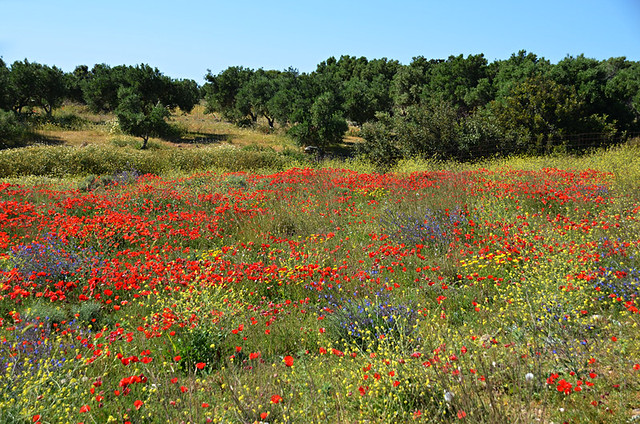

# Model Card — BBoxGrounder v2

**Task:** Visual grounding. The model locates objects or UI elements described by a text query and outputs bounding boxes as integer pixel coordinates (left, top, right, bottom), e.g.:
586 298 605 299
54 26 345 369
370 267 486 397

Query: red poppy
271 394 283 404
284 355 294 367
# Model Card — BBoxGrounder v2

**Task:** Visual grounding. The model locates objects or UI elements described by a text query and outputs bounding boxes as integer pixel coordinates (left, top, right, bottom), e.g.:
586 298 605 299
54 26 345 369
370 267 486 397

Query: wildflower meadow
1 151 639 423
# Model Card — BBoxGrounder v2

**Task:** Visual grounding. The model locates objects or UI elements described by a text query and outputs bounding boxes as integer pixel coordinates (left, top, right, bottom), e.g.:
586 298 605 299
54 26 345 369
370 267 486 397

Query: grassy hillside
28 103 298 150
1 154 639 423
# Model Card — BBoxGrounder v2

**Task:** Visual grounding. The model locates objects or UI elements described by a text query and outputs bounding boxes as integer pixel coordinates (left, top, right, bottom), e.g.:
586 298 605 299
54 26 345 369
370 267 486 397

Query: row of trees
0 59 200 148
203 52 640 160
0 59 68 117
2 53 639 158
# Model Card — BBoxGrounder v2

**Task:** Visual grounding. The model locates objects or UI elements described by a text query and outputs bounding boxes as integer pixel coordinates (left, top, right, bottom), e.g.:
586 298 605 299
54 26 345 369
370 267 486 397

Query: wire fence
459 131 640 159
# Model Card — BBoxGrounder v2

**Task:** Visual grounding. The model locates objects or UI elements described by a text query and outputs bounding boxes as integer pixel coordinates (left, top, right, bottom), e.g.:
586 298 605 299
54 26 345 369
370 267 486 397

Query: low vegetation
1 142 640 423
1 52 640 424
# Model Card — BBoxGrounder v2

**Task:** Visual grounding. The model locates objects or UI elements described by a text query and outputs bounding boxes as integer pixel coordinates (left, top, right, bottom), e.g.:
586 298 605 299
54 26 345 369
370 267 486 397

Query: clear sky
1 0 639 83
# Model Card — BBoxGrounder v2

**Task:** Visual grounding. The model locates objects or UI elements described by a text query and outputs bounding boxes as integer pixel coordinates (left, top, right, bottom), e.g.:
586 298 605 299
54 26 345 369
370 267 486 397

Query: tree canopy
201 52 639 157
1 52 639 157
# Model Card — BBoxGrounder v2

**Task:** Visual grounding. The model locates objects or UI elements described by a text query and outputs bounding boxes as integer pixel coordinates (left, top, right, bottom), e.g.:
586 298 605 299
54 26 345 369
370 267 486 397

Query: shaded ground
23 103 364 156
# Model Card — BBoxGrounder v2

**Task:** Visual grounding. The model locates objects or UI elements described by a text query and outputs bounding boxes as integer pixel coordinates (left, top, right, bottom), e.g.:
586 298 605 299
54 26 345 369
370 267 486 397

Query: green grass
1 153 640 423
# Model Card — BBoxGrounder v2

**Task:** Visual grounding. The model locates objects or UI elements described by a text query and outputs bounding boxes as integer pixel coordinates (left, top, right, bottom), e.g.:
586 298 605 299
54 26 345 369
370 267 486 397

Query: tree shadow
33 133 66 145
174 132 230 145
1 133 66 149
325 140 358 158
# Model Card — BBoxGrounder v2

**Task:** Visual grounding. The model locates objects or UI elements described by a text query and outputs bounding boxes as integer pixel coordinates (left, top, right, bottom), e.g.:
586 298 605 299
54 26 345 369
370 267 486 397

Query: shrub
0 110 33 149
176 324 229 373
0 144 302 177
323 291 420 351
358 115 400 166
33 112 89 131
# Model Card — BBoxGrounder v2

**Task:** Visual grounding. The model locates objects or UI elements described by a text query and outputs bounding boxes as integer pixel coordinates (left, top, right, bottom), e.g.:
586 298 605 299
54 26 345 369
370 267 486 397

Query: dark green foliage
287 91 348 151
603 60 640 132
266 68 299 127
343 78 378 126
315 55 398 124
360 99 461 161
123 64 174 108
203 66 253 121
487 76 617 154
0 110 33 148
391 56 439 113
235 69 278 125
424 53 490 112
5 60 67 116
7 59 41 114
8 59 60 115
81 63 198 116
115 86 170 149
394 100 461 158
204 67 303 128
66 65 90 104
169 78 201 113
489 50 551 101
82 64 128 112
0 58 11 111
358 114 401 165
80 63 200 146
37 64 67 116
1 52 639 161
456 109 507 158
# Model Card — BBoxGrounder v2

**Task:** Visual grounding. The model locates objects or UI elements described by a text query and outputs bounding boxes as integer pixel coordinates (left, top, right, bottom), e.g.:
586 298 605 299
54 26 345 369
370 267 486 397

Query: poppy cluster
0 166 638 423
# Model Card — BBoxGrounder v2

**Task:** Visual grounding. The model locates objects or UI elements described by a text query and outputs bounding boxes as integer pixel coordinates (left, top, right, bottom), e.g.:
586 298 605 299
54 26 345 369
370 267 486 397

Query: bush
0 110 33 149
0 144 301 178
176 325 229 372
358 114 400 166
322 290 420 351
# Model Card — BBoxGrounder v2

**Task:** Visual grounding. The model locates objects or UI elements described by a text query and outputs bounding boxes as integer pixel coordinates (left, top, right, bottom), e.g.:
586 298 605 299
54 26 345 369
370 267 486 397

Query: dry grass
37 128 112 147
37 103 298 151
170 104 297 150
31 103 362 153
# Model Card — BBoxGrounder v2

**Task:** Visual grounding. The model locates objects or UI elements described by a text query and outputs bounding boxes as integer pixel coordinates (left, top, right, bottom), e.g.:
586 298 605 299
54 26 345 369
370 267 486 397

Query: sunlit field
1 147 640 423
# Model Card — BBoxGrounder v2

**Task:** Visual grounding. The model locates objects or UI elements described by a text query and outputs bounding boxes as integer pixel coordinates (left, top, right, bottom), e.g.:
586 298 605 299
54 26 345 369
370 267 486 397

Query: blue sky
1 0 639 82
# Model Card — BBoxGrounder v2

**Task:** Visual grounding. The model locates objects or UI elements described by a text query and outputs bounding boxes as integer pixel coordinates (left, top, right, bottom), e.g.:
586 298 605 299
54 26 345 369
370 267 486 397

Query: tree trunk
141 135 149 150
